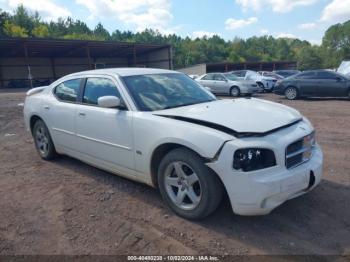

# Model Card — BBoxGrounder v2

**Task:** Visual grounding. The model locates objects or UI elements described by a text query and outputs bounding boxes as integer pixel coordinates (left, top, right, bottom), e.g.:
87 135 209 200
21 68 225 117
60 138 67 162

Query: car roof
67 67 178 77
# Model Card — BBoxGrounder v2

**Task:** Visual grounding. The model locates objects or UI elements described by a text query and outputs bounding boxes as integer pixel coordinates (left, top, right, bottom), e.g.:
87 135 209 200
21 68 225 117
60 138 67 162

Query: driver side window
83 78 121 105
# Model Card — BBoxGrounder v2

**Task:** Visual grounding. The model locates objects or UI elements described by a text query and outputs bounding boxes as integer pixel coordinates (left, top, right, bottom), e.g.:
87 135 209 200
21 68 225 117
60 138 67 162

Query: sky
1 0 350 45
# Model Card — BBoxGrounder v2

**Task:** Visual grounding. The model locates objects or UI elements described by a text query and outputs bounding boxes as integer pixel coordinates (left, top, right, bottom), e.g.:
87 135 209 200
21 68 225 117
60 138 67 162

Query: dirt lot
0 90 349 256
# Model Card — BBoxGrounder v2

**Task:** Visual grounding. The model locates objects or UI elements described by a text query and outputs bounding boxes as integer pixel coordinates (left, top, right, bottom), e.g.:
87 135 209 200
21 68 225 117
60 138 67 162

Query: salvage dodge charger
24 68 323 219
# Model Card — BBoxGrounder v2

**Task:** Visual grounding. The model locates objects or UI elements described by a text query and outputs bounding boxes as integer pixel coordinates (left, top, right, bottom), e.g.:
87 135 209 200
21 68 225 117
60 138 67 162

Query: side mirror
336 77 343 82
97 96 121 108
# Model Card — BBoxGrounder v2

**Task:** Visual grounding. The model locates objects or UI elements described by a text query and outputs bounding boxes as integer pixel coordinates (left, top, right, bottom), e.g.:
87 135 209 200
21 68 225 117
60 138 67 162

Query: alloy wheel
164 161 202 210
35 126 49 156
230 87 240 97
285 87 297 100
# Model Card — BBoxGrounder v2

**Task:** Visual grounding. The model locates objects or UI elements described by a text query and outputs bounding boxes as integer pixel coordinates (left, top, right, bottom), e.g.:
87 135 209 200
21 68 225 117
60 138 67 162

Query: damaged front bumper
206 120 323 216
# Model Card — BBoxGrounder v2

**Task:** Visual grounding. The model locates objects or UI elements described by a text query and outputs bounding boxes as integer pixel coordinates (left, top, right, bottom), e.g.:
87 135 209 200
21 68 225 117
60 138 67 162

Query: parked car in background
24 68 323 219
196 72 259 97
230 70 276 92
273 70 301 78
188 74 199 80
259 71 284 80
274 70 350 100
337 60 350 77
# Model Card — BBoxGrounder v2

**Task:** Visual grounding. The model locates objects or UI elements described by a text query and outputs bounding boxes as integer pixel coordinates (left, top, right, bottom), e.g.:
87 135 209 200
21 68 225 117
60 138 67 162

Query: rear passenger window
83 78 121 105
54 79 81 102
296 72 316 79
317 71 339 80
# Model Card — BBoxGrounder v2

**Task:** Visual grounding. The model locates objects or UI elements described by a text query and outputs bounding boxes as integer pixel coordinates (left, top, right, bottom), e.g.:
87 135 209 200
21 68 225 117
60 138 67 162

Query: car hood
154 98 302 135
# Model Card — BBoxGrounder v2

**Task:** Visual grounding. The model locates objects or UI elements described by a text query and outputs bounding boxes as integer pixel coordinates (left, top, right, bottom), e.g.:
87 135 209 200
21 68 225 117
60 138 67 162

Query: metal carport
0 37 173 88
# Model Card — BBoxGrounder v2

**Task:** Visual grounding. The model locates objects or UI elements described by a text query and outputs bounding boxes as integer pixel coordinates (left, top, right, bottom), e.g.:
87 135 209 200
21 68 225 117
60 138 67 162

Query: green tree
297 46 323 70
12 5 35 33
3 20 28 37
322 20 350 68
93 23 110 40
0 9 11 36
32 24 49 38
4 5 350 70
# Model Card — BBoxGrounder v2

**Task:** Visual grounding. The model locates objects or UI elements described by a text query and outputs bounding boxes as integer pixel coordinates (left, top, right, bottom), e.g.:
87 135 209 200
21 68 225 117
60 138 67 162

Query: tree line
0 5 349 70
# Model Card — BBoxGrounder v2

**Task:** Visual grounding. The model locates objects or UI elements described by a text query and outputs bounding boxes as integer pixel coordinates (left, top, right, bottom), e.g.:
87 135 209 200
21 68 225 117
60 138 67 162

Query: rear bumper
242 85 260 94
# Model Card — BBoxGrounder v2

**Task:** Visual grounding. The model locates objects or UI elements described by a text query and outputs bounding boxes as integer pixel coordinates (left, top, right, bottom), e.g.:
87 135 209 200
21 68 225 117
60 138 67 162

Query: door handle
44 106 50 110
78 112 86 117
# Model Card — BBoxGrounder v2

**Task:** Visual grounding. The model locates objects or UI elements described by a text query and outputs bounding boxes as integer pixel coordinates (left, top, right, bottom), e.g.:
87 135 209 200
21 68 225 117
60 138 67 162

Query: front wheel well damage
150 143 222 188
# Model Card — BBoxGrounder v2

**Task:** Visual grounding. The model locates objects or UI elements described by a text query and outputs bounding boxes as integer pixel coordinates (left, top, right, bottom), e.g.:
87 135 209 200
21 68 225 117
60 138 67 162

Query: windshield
122 73 216 111
224 73 238 81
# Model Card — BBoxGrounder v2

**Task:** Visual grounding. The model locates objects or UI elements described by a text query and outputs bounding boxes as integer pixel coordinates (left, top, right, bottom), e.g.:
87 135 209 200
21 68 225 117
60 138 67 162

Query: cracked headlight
233 148 276 172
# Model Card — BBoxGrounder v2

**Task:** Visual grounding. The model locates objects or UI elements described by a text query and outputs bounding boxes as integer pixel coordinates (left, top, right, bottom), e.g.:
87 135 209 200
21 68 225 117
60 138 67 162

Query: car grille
285 132 316 169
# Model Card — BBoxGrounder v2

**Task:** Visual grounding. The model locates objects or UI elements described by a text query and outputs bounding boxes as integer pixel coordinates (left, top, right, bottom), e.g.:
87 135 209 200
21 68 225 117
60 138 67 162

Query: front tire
284 86 298 100
230 86 240 97
32 119 57 160
158 148 223 220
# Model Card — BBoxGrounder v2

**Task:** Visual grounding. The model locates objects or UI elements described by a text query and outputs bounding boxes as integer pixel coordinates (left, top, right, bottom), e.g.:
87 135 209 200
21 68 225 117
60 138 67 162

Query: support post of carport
133 44 137 67
23 42 33 89
0 63 4 88
50 57 56 82
86 44 93 70
168 46 173 70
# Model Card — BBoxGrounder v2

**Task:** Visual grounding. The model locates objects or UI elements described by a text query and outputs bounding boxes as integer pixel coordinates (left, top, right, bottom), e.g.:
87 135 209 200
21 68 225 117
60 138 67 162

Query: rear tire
32 119 57 160
157 148 224 220
230 86 240 97
284 86 298 100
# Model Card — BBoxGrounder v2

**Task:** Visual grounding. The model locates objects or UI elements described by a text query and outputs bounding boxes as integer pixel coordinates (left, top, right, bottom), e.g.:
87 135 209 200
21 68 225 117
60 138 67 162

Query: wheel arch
229 85 241 96
150 142 219 188
29 115 44 134
284 85 300 94
230 85 240 90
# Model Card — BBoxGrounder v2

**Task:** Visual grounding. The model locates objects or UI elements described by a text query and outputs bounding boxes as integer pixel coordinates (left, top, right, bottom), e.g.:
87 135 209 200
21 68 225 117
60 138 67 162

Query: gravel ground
0 90 349 256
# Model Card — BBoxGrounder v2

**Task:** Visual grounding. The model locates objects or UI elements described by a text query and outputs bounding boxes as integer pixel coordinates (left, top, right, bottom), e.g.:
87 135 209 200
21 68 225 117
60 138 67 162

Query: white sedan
24 68 323 219
196 73 259 96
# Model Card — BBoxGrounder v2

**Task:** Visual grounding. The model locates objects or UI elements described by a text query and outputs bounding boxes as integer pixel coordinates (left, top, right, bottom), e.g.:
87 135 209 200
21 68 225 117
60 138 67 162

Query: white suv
231 70 277 92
